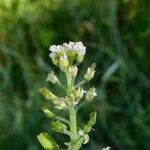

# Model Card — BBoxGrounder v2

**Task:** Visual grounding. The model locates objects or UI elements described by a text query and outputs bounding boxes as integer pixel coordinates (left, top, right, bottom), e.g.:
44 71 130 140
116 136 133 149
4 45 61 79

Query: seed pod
38 87 58 101
41 106 54 118
51 120 67 134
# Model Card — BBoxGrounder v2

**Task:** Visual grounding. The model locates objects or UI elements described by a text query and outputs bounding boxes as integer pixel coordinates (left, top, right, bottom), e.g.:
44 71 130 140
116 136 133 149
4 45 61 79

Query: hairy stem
66 72 78 150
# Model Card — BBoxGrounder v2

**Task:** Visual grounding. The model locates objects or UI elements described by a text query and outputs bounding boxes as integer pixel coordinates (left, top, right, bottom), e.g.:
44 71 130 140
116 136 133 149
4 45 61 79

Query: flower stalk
66 72 78 149
37 41 98 150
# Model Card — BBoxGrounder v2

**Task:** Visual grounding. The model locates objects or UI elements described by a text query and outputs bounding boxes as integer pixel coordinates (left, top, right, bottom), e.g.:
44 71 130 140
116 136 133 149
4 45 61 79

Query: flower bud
69 66 78 77
59 55 69 68
46 71 59 84
54 98 67 110
77 55 84 63
38 87 58 101
86 87 97 101
84 63 96 81
75 87 84 100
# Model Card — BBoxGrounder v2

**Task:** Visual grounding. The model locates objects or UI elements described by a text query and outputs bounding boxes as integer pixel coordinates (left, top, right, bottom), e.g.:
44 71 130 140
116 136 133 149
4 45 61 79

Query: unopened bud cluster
37 41 99 150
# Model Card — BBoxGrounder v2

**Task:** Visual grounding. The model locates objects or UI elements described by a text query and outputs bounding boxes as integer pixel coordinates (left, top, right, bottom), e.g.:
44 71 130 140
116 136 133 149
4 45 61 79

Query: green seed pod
37 132 58 150
41 106 54 118
38 87 58 101
51 120 67 134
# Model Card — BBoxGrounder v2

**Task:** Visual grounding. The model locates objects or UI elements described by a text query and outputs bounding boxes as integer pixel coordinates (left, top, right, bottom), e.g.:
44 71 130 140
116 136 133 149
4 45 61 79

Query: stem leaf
83 112 97 133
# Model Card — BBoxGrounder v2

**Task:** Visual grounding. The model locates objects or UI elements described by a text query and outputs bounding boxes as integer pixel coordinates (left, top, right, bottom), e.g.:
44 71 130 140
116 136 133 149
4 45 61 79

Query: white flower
49 45 62 52
93 91 97 97
63 41 86 56
63 42 75 51
49 52 55 59
49 45 62 59
75 41 86 56
102 146 111 150
49 42 86 66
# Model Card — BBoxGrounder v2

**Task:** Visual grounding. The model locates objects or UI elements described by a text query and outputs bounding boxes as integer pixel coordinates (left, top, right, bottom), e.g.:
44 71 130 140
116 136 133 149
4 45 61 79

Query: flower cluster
37 41 99 150
49 41 86 67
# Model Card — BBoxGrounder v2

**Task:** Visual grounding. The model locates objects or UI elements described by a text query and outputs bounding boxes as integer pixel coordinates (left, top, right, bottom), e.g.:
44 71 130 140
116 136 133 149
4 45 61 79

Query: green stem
74 80 86 89
54 116 69 125
66 72 78 150
69 105 78 150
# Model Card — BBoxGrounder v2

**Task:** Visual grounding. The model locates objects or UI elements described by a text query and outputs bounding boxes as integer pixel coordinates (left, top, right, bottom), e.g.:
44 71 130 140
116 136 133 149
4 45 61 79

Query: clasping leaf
83 112 97 133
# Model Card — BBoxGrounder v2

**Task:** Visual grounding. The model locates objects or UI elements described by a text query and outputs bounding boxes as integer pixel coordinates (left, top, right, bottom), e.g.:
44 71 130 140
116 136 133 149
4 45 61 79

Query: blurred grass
0 0 150 149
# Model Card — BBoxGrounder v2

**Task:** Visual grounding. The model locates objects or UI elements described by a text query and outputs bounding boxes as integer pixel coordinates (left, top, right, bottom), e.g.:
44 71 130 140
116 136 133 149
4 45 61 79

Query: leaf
51 120 67 134
83 112 97 133
37 132 58 150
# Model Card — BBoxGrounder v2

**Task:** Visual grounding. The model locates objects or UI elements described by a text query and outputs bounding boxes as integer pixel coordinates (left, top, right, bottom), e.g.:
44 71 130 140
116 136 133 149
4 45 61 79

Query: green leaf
51 120 67 134
37 132 58 150
83 112 97 133
41 106 54 118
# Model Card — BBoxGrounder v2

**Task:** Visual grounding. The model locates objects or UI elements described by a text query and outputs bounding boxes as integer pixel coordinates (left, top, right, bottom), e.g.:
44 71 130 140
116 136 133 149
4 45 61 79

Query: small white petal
93 92 97 97
49 52 55 58
78 130 84 136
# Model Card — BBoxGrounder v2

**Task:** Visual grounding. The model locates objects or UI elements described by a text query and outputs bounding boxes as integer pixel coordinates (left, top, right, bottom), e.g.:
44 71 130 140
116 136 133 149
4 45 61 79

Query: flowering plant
37 42 97 150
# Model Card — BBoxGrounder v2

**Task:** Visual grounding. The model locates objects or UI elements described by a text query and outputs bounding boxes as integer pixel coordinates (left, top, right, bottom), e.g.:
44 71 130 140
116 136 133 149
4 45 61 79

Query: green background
0 0 150 149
